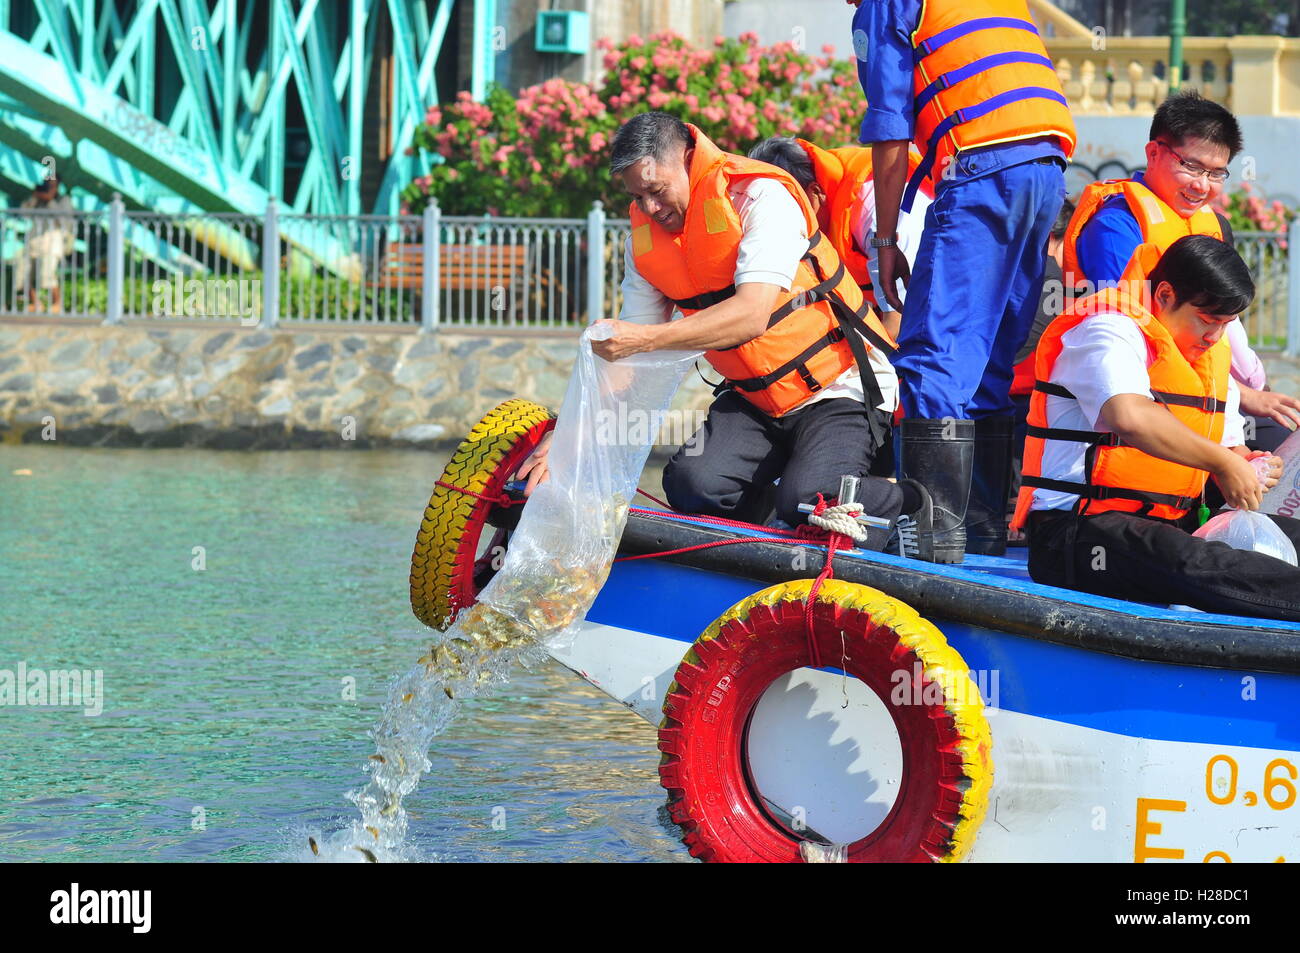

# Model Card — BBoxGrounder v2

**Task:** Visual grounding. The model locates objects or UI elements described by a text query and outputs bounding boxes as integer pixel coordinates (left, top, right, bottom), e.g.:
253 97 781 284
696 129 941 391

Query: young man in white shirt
1014 236 1300 620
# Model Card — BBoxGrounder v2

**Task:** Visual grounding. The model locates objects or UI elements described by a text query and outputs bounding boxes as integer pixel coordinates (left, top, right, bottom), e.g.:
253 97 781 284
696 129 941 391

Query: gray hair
747 137 815 189
609 112 693 175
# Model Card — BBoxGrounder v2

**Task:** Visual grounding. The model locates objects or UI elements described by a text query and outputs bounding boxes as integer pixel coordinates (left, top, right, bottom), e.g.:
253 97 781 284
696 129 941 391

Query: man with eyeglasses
1062 89 1300 452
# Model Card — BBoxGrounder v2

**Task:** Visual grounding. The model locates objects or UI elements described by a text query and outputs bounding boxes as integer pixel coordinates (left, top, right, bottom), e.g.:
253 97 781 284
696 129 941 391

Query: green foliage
401 31 866 218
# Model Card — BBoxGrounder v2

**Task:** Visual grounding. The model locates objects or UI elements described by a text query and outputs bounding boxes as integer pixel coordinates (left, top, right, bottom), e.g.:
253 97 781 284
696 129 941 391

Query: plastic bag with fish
471 323 699 652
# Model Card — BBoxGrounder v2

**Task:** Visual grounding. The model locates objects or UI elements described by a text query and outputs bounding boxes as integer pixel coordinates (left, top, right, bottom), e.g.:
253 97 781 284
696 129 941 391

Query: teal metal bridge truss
0 0 497 273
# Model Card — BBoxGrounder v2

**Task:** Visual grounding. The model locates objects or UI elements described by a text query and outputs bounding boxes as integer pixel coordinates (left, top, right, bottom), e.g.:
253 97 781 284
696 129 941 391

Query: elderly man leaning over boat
517 112 939 558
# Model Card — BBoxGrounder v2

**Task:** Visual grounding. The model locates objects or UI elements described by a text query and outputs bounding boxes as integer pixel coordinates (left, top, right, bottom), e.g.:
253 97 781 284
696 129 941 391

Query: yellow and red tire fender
409 399 554 630
658 578 993 862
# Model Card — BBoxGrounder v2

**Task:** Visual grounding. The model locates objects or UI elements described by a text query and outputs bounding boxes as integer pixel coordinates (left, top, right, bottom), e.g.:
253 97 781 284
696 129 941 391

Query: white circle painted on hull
744 667 904 846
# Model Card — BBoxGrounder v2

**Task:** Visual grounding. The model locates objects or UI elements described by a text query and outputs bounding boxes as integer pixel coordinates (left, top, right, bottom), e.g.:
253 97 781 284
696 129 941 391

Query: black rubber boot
899 417 974 564
966 416 1015 556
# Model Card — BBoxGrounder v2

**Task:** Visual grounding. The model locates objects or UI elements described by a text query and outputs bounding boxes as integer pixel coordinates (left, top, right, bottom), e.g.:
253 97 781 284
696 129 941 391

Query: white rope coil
806 502 868 543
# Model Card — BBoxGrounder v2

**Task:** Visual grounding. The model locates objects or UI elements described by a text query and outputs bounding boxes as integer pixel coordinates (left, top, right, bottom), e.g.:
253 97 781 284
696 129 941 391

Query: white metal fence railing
1 196 1297 356
0 196 632 332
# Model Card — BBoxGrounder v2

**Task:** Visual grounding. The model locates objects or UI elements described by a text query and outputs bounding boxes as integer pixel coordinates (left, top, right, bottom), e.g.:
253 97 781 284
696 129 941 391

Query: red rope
798 495 855 670
441 477 845 666
635 487 673 510
614 538 781 562
435 480 523 508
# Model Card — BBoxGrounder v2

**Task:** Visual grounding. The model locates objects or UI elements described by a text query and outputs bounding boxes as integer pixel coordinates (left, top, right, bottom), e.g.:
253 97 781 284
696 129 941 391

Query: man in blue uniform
851 0 1074 560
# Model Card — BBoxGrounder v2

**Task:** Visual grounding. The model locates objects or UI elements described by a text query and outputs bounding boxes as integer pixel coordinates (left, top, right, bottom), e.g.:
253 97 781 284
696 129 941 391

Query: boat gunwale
616 509 1300 676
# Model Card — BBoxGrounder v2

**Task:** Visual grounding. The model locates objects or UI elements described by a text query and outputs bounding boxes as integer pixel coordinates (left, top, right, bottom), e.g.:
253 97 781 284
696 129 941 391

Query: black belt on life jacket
669 233 896 447
1023 378 1207 515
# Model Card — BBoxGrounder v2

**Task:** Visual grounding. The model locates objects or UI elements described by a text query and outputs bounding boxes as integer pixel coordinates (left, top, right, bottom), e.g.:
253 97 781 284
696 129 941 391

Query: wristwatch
868 235 898 248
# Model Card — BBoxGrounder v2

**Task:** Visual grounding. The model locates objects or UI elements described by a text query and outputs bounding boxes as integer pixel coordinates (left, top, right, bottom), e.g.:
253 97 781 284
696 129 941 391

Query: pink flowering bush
1213 181 1295 244
402 31 863 218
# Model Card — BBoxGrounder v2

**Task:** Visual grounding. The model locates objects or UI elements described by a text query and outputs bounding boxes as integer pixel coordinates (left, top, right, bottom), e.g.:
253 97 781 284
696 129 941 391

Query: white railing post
1287 219 1300 358
261 197 280 328
104 193 124 325
586 200 606 323
422 200 440 332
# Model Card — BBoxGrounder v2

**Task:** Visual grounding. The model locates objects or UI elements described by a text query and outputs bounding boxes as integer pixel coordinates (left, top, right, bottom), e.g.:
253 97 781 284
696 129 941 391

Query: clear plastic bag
474 326 701 650
1192 509 1298 566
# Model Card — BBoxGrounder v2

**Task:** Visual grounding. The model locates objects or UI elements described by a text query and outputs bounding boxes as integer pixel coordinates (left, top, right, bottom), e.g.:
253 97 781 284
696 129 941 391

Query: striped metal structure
0 1 496 269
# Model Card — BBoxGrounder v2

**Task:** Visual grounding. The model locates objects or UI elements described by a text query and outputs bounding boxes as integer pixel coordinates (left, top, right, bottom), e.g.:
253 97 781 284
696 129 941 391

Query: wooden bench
374 243 529 293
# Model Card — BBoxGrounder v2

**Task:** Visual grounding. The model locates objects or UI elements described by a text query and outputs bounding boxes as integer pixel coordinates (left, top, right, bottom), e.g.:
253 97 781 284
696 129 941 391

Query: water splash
303 329 698 862
308 565 610 863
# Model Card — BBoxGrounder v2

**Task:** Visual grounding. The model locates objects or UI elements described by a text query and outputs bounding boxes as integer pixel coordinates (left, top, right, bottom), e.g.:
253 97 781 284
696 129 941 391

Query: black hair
610 112 693 175
1052 197 1075 239
1149 89 1243 159
747 137 817 188
1147 234 1254 316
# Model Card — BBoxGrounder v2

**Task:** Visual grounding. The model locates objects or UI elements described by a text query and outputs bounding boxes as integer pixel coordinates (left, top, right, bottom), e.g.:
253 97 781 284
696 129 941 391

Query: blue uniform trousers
895 157 1065 420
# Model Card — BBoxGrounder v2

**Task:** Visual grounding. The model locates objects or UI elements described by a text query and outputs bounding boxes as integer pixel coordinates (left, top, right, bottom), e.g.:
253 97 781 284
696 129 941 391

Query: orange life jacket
1010 287 1229 531
629 125 897 427
1061 178 1224 291
793 140 930 299
904 0 1076 211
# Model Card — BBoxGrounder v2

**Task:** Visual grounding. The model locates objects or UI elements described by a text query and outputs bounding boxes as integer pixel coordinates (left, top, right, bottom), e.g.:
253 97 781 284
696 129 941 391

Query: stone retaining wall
0 320 715 449
2 318 1297 451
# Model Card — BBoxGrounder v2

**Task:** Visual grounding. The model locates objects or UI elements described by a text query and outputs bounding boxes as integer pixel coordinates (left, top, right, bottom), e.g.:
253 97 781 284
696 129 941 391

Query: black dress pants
662 391 902 549
1028 508 1300 622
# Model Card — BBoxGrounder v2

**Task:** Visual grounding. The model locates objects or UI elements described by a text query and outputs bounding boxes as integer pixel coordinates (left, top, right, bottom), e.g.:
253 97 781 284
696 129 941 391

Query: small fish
369 754 386 763
354 846 378 863
308 836 319 856
401 693 414 703
443 686 454 699
380 799 399 817
366 825 379 840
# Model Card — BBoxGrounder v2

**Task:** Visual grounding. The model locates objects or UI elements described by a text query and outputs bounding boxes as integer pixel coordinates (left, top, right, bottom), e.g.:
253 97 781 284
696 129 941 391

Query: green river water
0 444 689 862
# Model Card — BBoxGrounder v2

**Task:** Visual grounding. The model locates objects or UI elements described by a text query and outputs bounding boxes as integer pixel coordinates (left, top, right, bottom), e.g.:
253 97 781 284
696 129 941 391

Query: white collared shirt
1029 311 1245 513
618 178 899 413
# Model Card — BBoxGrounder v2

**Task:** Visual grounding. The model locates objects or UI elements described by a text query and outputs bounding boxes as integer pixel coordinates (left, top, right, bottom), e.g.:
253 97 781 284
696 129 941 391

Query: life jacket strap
1025 424 1123 447
1021 475 1196 510
913 51 1055 117
728 327 846 393
903 85 1069 212
1035 380 1075 399
913 16 1040 59
1152 390 1227 413
671 285 735 311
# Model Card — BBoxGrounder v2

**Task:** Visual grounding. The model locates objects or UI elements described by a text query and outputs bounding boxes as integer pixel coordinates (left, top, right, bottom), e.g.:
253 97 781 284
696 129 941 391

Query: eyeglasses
1156 141 1230 183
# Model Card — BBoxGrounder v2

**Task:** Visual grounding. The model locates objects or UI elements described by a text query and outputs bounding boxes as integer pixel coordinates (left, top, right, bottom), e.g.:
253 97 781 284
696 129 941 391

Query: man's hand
875 243 910 314
590 319 658 362
515 432 553 496
1244 448 1284 490
1238 383 1300 432
1212 448 1265 510
878 304 902 341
